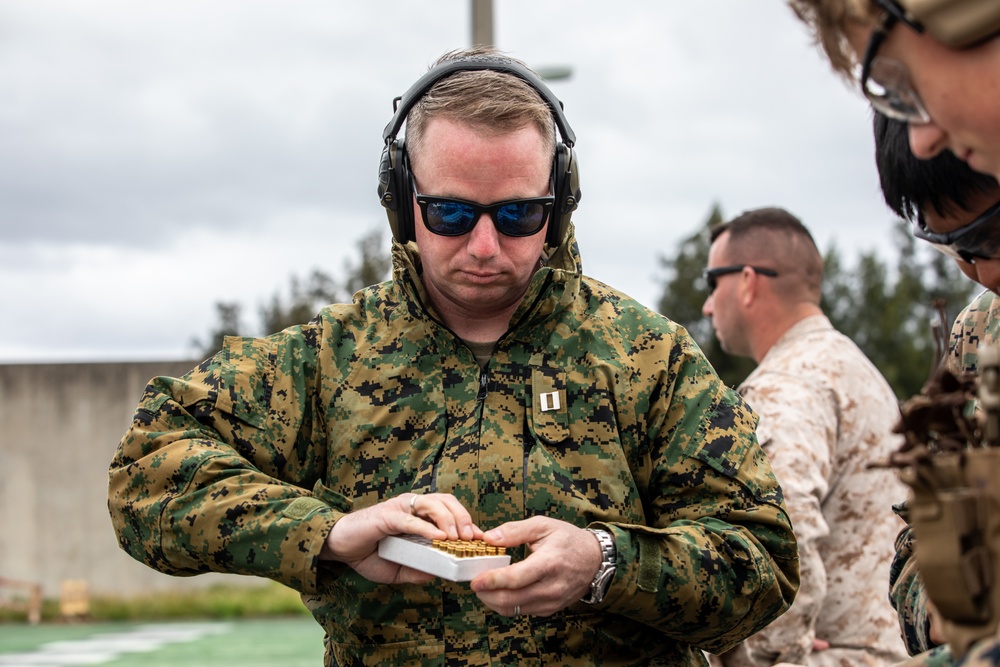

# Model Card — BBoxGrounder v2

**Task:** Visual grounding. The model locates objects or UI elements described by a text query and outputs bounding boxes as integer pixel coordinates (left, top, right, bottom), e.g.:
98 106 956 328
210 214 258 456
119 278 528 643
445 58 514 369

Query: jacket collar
390 223 583 334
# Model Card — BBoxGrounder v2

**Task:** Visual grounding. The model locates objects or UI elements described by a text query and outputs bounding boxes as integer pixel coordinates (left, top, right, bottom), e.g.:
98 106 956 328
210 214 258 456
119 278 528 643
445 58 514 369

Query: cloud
0 0 897 361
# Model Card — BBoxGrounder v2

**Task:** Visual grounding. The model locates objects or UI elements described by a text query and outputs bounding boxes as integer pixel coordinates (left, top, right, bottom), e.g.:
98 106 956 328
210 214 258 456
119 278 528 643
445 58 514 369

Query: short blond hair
405 47 557 170
788 0 882 77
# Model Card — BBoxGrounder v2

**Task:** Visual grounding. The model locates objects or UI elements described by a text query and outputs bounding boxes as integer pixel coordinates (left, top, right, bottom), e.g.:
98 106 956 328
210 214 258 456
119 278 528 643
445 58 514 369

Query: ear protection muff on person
900 0 1000 47
377 56 581 248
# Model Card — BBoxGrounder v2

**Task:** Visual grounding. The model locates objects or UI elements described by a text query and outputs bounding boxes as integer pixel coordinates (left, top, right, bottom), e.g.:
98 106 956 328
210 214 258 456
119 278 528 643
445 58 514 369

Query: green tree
821 221 976 397
259 269 339 336
195 228 392 356
338 228 393 298
656 203 756 387
655 209 977 398
191 302 243 358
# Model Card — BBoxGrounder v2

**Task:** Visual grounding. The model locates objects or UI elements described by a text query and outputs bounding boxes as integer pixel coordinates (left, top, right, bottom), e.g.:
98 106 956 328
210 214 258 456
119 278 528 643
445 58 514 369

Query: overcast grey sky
0 0 898 362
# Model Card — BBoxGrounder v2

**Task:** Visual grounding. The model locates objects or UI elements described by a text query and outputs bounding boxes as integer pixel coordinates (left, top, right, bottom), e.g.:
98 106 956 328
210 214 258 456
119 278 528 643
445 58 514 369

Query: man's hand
769 639 827 666
927 599 945 646
469 516 603 617
321 493 483 584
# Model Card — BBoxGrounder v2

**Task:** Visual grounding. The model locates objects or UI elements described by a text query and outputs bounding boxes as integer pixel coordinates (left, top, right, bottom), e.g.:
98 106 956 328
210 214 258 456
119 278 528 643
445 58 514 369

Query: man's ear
739 266 758 307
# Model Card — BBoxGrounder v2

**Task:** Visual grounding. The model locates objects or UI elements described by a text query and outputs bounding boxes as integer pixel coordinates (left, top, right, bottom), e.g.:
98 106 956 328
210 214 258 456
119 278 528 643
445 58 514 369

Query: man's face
702 232 752 358
922 189 1000 294
410 117 551 330
846 19 1000 181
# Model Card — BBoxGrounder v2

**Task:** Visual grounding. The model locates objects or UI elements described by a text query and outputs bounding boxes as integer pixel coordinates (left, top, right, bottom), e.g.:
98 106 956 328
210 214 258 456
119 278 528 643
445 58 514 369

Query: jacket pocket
213 335 277 428
327 638 442 666
528 365 568 444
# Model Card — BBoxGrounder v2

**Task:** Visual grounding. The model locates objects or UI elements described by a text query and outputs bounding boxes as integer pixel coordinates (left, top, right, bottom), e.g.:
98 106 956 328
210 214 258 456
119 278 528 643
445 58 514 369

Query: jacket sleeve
591 331 799 655
107 327 345 594
889 503 939 656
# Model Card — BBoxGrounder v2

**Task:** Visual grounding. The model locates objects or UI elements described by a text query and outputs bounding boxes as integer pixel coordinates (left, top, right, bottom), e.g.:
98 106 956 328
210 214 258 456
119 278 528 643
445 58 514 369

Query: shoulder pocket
690 390 760 480
212 335 277 428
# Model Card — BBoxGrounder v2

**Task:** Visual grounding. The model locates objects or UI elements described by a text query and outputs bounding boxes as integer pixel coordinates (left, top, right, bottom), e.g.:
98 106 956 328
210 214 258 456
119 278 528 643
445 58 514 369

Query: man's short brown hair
712 207 825 304
405 47 557 172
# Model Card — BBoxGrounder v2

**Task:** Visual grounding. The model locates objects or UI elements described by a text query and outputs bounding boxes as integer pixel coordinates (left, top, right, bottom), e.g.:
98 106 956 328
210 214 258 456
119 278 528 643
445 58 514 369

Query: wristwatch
582 528 616 604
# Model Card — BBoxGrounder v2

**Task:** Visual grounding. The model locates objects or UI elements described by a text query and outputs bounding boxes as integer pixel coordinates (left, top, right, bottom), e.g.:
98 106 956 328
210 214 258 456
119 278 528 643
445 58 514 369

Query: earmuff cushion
377 140 415 244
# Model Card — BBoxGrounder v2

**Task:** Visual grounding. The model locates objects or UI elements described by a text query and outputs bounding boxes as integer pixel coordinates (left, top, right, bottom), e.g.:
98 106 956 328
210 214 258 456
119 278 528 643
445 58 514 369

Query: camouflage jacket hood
109 226 798 666
389 221 583 336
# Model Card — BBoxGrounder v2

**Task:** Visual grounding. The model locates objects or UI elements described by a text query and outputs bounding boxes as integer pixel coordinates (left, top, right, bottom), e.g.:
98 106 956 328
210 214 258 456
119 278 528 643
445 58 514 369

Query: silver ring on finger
513 604 521 618
409 494 419 514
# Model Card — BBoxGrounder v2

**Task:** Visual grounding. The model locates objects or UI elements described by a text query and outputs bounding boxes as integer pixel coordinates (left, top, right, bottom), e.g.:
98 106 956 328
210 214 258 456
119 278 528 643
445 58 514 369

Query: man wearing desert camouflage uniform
702 208 907 667
108 46 798 666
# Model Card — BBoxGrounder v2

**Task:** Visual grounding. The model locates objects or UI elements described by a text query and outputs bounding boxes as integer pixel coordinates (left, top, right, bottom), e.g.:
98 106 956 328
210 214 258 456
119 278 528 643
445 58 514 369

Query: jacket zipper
477 369 489 401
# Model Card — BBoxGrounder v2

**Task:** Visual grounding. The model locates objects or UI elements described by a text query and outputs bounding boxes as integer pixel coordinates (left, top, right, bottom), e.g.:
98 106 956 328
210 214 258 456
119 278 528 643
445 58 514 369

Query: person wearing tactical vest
787 1 1000 664
874 111 1000 666
107 47 799 666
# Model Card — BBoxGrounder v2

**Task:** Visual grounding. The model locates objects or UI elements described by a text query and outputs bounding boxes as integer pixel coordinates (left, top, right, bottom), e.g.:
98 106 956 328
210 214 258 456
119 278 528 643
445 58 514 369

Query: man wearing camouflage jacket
108 47 798 666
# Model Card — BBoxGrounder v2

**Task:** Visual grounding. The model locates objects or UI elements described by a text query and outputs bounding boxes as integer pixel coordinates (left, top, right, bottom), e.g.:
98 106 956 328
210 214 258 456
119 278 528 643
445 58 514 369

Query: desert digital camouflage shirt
886 290 1000 667
714 315 907 667
109 230 798 666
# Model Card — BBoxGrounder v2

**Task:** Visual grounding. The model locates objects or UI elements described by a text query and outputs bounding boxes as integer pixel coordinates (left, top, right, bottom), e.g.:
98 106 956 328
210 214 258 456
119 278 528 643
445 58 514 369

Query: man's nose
467 214 500 257
908 121 948 160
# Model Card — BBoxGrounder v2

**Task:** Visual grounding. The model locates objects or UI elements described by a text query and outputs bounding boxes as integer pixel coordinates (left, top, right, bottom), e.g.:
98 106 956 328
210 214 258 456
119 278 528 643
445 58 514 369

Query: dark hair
711 207 818 249
873 112 998 221
710 207 823 300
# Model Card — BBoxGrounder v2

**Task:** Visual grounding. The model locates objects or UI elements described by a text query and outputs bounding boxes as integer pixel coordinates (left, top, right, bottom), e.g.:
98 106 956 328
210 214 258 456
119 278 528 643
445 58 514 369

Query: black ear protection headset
895 0 1000 47
377 56 581 248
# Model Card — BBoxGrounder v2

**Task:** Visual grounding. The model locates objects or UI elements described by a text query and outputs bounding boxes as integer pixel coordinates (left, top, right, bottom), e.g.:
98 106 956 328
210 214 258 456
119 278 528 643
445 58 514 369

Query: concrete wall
0 361 264 599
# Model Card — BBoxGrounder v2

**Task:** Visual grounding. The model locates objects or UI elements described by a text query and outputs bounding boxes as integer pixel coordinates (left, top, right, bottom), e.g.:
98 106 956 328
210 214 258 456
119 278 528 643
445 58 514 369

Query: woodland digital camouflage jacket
108 229 798 666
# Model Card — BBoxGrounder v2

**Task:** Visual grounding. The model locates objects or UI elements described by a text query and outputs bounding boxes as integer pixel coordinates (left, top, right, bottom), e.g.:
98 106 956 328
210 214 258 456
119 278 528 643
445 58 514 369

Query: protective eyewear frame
914 199 1000 263
703 265 779 294
859 0 931 124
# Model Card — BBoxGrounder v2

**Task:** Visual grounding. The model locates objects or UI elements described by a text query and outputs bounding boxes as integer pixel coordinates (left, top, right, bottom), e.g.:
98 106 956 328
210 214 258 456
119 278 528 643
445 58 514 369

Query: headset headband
381 56 576 148
901 0 1000 47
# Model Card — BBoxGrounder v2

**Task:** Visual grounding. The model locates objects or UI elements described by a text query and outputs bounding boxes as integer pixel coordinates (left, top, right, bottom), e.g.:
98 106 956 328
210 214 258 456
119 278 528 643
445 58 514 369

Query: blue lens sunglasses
412 175 555 237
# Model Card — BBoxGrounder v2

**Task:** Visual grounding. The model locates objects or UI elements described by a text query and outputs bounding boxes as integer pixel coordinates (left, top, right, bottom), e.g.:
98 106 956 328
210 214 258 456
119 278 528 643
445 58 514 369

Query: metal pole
471 0 494 47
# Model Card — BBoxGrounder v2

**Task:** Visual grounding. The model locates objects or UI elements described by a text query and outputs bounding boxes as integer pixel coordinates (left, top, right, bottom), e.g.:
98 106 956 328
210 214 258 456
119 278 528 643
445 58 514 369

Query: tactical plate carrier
891 345 1000 659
